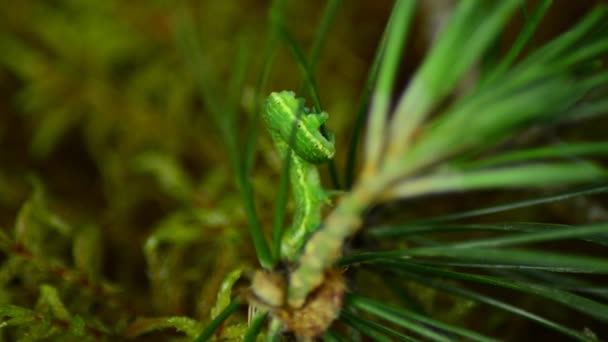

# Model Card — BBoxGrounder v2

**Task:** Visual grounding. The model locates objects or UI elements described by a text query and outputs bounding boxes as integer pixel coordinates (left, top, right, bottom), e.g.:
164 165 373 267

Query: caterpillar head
263 91 335 164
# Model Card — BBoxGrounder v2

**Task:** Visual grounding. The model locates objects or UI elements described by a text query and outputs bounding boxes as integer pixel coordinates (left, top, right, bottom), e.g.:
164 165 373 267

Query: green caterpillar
263 91 335 261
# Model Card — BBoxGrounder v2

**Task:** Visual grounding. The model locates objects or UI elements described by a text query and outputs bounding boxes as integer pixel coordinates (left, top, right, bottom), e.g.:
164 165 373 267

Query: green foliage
1 0 608 341
127 316 201 339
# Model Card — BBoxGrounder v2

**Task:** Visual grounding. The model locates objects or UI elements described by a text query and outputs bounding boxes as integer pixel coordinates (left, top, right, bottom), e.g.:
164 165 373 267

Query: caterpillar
250 92 344 337
262 91 335 261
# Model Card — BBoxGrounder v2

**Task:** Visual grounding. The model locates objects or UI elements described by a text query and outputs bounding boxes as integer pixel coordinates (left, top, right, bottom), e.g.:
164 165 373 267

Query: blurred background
0 0 605 340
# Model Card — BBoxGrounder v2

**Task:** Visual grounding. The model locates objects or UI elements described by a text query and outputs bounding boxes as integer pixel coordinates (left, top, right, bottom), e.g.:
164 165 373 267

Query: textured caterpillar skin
264 91 335 163
288 193 366 308
263 91 335 260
